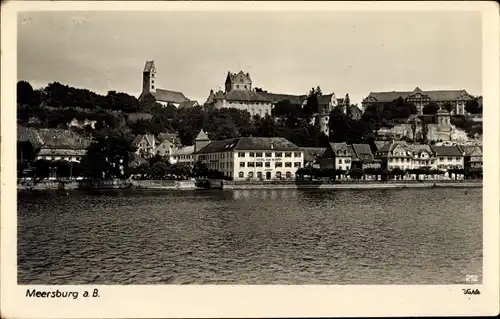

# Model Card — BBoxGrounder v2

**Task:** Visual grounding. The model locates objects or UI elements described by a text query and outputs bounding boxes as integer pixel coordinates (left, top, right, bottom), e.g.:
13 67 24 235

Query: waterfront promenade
17 178 482 191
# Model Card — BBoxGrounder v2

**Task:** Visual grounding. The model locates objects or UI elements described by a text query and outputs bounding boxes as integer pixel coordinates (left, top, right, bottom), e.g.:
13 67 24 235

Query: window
239 172 244 178
285 162 292 167
285 152 292 157
255 152 263 157
456 157 460 161
244 85 247 89
294 162 301 167
238 152 245 157
152 85 155 89
275 162 283 168
285 172 292 179
346 159 351 164
240 162 245 168
440 157 444 161
249 152 255 157
294 152 301 157
276 152 283 157
265 162 270 167
256 162 263 167
339 159 343 164
248 172 254 178
257 172 262 179
248 162 255 167
447 157 452 161
265 152 272 157
338 166 343 170
236 85 239 89
276 171 282 179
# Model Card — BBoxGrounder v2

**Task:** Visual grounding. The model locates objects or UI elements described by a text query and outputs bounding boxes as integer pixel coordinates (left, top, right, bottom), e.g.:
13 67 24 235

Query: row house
195 136 304 181
319 142 353 171
375 141 414 171
374 141 465 171
349 144 382 169
461 145 483 169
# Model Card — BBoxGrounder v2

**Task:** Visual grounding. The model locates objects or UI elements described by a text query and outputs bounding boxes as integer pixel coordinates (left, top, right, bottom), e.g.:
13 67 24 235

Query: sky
18 10 482 106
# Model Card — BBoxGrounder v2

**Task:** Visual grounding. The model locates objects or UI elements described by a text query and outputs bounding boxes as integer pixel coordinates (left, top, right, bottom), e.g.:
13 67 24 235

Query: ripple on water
17 188 482 284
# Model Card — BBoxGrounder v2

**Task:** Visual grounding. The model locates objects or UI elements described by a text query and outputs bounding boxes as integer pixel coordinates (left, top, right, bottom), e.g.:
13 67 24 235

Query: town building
300 147 327 168
375 108 467 143
461 145 482 169
408 144 437 169
362 87 475 115
320 142 353 171
169 146 195 167
195 137 304 181
132 134 160 158
430 145 464 170
27 128 91 163
374 140 414 171
138 60 196 107
349 144 381 169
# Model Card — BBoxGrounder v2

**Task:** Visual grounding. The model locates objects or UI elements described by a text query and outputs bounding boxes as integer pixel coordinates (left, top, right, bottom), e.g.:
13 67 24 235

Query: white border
2 1 499 318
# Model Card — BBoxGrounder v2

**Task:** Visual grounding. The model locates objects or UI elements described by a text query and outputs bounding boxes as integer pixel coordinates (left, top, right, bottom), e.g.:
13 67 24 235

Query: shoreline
17 179 482 191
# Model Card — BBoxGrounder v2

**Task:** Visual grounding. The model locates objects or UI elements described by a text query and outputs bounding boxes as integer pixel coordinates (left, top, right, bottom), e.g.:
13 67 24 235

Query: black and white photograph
1 1 499 318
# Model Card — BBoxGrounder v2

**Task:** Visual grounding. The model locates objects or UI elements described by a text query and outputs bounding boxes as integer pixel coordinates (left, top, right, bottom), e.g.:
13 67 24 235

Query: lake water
17 188 482 284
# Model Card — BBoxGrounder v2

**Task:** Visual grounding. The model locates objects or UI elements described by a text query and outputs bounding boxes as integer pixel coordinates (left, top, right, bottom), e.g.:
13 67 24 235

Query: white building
169 145 195 167
430 145 465 170
194 137 304 181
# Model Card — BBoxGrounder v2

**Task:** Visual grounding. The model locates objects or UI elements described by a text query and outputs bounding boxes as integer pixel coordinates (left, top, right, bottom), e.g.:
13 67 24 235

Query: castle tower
142 60 156 95
194 129 211 153
225 71 252 93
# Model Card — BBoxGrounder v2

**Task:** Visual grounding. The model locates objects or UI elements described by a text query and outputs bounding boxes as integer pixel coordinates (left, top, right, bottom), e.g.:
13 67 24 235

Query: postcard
1 1 499 318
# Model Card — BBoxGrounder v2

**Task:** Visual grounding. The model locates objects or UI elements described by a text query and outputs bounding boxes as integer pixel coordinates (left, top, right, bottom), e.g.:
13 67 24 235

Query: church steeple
142 60 156 95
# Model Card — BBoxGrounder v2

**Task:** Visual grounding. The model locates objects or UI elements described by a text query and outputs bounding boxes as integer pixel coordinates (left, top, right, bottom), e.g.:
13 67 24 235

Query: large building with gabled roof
194 136 304 181
362 86 475 115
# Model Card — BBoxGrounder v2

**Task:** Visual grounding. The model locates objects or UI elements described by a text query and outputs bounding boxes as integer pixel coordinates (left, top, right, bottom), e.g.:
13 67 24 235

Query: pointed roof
144 60 155 73
195 130 209 141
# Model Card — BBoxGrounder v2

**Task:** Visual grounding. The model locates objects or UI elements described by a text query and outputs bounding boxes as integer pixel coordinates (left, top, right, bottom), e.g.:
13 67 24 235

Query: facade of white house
195 137 304 181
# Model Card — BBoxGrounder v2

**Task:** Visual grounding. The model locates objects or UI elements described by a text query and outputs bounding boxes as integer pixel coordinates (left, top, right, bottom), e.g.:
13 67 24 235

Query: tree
82 130 136 179
34 159 51 181
150 162 169 179
465 98 481 114
55 160 72 178
423 102 440 115
17 81 40 107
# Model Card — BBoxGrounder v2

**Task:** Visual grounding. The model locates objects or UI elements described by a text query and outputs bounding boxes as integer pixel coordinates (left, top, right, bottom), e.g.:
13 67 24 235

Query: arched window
286 172 292 179
276 171 282 179
248 172 254 178
257 172 262 179
239 172 244 178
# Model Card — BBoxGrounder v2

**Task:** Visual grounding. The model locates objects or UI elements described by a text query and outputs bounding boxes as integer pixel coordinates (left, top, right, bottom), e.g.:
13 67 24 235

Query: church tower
142 60 157 95
194 129 211 153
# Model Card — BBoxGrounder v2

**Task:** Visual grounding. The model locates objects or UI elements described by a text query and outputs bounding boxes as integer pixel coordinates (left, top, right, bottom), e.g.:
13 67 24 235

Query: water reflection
18 188 482 284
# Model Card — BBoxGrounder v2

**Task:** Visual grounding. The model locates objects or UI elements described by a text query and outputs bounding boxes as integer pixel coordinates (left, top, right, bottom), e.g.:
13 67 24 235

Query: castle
204 70 339 136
